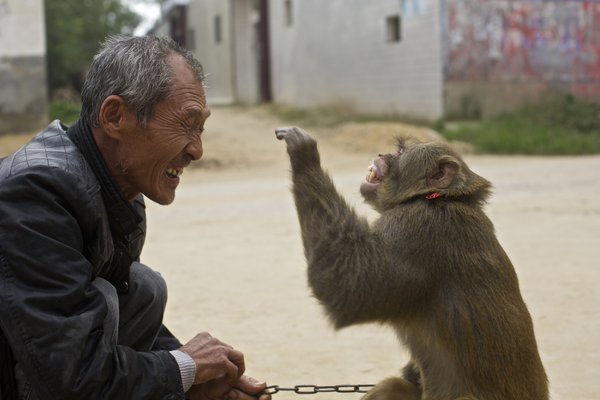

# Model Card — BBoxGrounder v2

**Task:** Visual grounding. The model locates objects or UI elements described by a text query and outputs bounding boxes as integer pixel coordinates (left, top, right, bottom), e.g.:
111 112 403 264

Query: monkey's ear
429 156 460 189
395 137 407 154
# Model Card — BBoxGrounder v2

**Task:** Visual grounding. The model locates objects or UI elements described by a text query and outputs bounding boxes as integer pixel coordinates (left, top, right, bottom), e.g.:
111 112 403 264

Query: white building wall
0 0 45 58
231 0 261 104
187 0 235 104
0 0 47 133
268 0 443 120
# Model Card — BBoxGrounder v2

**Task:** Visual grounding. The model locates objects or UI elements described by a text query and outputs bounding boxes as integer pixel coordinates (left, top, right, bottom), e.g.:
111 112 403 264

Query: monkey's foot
361 377 421 400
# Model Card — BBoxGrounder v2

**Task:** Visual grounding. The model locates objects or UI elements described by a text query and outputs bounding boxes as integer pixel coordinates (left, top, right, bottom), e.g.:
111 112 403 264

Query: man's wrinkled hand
229 375 270 400
180 332 246 385
186 375 271 400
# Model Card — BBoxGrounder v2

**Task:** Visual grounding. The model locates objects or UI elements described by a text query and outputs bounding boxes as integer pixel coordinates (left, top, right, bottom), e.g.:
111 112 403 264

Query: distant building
269 0 444 120
152 0 270 105
153 0 600 120
0 0 47 134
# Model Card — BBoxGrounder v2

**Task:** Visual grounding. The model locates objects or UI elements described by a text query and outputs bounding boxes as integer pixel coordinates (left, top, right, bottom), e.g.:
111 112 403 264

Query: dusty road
2 106 599 399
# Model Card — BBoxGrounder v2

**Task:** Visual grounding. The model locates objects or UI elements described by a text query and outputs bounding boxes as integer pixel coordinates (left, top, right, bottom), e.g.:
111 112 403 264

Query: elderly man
0 35 269 400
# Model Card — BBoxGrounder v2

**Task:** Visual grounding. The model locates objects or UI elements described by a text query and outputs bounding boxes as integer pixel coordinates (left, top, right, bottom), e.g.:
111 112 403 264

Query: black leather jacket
0 121 185 399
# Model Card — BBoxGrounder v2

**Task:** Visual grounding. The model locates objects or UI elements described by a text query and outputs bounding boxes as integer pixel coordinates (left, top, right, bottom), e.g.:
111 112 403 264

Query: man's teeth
166 168 182 177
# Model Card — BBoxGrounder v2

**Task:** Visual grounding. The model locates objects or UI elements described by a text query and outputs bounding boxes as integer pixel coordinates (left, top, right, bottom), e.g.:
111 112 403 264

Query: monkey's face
359 139 449 211
360 139 492 212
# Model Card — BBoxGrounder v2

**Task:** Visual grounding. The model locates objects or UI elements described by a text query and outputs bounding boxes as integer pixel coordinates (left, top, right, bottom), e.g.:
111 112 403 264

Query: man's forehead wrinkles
167 90 204 101
182 107 203 119
163 91 207 109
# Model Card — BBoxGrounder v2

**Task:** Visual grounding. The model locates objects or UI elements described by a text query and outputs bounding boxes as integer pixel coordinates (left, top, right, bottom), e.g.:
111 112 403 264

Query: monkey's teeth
369 170 376 182
366 169 379 183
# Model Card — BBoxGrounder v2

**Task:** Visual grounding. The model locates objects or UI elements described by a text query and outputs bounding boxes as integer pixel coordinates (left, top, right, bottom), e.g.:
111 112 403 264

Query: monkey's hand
275 126 320 171
275 126 314 149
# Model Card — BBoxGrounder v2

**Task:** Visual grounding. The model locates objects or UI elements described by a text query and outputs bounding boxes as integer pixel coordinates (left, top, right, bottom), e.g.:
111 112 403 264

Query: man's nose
186 140 203 161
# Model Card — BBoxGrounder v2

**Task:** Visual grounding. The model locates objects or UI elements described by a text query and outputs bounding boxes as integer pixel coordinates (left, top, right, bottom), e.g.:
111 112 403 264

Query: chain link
264 384 375 395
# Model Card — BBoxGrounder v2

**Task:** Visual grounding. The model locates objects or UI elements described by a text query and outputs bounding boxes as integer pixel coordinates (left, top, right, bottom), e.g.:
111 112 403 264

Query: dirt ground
2 107 599 399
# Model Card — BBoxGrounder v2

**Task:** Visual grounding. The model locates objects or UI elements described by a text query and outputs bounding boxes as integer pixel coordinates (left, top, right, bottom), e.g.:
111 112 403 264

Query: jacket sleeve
153 325 183 351
0 168 185 400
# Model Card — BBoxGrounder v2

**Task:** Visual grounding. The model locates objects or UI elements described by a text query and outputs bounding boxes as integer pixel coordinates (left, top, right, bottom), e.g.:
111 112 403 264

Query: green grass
48 100 81 126
440 92 600 155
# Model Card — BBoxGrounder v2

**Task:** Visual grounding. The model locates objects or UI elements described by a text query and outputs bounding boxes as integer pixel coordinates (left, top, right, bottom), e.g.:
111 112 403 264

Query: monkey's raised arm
276 127 428 328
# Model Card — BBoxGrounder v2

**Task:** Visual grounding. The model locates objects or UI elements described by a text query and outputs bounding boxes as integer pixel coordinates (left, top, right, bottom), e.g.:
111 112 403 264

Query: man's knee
126 262 168 314
116 262 169 349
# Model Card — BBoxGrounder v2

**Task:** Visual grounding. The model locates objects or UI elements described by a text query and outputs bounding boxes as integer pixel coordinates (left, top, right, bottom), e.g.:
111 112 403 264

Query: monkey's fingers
275 127 315 147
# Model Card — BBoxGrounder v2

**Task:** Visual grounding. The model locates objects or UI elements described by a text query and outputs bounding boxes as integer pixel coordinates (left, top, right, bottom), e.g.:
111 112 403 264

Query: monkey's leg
362 377 421 400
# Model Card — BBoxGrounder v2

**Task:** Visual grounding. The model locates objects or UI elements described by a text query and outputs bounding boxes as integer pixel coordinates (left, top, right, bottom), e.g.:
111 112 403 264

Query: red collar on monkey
425 192 443 200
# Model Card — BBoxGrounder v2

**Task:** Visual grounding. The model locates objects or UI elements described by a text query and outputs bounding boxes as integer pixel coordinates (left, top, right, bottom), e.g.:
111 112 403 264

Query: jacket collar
67 119 143 238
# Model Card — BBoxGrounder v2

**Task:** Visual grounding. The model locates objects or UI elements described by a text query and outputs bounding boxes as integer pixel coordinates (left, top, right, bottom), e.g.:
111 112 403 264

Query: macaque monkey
275 127 548 400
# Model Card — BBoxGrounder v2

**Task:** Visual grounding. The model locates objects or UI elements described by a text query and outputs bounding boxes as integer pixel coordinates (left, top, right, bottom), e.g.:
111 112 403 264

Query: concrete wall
268 0 444 120
444 0 600 117
154 0 260 105
231 0 261 104
0 0 47 134
187 0 235 104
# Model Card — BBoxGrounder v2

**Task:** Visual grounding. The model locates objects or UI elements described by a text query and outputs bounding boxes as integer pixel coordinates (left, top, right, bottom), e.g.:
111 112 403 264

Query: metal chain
264 384 375 395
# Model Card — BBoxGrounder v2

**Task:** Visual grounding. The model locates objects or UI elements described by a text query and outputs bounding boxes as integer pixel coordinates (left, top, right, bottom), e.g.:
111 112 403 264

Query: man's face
117 55 210 205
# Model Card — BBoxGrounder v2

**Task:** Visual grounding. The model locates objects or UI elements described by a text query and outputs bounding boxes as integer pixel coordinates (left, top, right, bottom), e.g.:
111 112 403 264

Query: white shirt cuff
169 349 196 392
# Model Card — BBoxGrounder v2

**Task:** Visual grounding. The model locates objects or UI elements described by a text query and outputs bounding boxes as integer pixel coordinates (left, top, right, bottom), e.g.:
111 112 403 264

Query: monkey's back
384 201 548 400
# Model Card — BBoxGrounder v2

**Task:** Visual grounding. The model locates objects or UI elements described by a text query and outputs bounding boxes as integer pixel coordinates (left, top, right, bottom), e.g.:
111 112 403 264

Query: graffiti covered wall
444 0 600 116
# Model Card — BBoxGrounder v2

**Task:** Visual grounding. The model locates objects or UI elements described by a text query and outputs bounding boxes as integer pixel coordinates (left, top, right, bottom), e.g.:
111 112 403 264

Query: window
285 0 293 27
386 15 401 43
214 15 222 44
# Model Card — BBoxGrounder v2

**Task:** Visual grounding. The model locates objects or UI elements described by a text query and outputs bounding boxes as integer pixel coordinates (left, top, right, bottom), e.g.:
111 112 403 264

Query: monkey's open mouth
366 164 382 183
361 158 389 200
361 163 382 200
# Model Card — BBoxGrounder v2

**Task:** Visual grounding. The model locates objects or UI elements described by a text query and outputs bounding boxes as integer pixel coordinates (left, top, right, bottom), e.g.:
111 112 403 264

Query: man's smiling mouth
166 167 182 179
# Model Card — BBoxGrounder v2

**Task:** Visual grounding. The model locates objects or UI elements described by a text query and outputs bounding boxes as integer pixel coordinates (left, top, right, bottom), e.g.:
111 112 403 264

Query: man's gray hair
80 35 205 128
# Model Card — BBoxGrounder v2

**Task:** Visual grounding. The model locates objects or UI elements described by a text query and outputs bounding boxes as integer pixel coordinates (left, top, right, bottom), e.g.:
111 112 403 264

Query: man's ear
98 95 135 140
429 155 460 189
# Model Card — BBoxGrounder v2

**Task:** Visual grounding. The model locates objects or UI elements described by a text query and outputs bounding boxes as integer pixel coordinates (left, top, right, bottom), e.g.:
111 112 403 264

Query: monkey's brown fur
276 127 548 400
